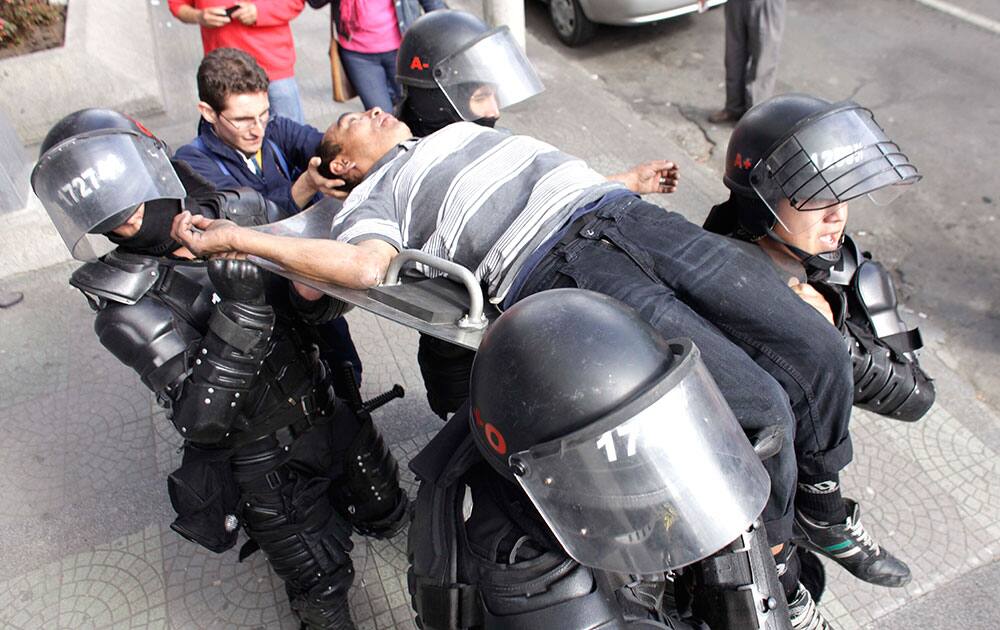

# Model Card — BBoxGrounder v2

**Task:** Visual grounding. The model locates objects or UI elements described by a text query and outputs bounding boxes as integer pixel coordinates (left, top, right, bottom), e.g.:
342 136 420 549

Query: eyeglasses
217 109 271 131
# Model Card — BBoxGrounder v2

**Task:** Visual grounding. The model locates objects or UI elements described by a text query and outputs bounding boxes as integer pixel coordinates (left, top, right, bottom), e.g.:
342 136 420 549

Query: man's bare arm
172 212 395 289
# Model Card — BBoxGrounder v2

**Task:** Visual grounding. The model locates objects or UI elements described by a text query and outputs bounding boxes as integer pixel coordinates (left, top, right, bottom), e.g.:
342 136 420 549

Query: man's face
771 199 849 255
468 85 500 120
200 91 270 155
325 108 412 182
110 203 144 238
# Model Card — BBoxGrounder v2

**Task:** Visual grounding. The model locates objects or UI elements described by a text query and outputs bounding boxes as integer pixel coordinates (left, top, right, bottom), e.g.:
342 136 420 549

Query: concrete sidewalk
1 1 998 629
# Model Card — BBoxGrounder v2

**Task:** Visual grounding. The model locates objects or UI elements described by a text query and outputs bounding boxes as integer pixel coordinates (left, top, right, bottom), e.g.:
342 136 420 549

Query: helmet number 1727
58 167 101 206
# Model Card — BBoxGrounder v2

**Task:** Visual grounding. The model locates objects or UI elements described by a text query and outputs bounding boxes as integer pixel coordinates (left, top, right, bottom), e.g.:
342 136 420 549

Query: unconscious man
30 108 410 630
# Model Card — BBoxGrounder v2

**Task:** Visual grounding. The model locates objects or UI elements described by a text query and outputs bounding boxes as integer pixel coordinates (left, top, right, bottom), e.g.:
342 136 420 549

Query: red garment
169 0 305 80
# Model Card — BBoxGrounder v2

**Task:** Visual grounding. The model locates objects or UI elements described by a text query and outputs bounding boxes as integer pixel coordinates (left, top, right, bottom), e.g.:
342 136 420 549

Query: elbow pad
171 299 275 442
848 331 935 422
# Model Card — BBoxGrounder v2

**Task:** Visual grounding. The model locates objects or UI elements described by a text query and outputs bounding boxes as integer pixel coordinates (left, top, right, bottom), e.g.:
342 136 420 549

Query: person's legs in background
710 0 749 123
376 50 402 107
745 0 786 110
268 76 306 123
339 48 396 111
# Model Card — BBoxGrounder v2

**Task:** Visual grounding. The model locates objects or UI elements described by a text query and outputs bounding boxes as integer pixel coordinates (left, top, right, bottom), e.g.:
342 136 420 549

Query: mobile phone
224 5 240 17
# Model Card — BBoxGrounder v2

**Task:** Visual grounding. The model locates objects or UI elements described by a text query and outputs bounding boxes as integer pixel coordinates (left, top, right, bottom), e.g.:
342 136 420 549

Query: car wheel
549 0 596 47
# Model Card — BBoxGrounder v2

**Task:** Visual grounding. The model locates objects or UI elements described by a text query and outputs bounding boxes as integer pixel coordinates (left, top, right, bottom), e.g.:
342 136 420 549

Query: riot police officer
408 288 797 630
703 93 931 589
30 108 409 630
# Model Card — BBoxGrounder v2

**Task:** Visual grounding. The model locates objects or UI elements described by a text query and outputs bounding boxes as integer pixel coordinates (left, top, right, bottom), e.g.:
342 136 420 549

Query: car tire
549 0 596 47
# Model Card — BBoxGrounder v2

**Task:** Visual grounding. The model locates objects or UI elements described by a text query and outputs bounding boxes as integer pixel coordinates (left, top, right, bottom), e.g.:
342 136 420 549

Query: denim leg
339 48 396 111
593 198 854 477
519 239 798 546
268 77 305 124
377 50 402 107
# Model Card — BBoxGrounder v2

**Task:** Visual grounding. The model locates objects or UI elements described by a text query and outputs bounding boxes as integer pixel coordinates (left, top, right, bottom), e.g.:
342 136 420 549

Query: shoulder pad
826 234 862 286
94 298 193 392
70 253 160 306
854 259 912 342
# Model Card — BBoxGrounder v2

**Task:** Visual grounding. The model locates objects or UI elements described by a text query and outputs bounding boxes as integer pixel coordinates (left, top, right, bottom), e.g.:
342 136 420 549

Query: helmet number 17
596 424 639 463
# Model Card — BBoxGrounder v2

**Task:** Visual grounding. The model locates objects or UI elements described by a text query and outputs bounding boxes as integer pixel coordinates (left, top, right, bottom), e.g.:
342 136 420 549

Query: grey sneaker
795 498 911 587
788 583 836 630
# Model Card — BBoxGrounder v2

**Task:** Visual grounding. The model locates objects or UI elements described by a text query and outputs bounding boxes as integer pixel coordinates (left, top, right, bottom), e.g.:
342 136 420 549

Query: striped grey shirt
330 122 623 301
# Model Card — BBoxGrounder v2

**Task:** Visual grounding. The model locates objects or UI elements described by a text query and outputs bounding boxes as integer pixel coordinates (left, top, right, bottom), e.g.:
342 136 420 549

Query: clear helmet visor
433 26 545 121
510 340 770 575
749 104 921 234
31 130 185 260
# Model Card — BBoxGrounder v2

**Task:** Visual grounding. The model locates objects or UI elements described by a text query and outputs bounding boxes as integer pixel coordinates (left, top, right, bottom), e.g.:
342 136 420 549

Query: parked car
544 0 727 46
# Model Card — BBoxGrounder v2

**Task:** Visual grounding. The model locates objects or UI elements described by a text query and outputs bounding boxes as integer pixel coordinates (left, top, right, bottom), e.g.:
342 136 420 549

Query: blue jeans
338 47 400 112
518 196 854 546
268 77 305 124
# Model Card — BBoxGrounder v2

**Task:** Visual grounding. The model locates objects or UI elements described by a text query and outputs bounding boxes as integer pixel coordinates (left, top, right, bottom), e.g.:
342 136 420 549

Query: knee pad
289 569 357 630
233 444 356 595
333 416 409 538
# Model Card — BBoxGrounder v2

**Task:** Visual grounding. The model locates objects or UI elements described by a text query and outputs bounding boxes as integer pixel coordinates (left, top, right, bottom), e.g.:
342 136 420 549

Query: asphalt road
523 0 1000 433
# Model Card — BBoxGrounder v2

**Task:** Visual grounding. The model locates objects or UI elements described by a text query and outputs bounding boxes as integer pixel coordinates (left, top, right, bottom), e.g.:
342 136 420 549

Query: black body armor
69 190 407 629
819 235 935 421
407 408 790 630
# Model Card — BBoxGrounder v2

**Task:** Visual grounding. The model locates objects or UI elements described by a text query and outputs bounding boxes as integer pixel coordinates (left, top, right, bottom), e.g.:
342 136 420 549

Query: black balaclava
399 85 498 138
106 197 183 256
105 161 209 257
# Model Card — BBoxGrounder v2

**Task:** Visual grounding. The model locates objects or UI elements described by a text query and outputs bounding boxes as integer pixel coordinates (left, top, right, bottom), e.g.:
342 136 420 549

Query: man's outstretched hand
611 160 681 195
172 211 242 258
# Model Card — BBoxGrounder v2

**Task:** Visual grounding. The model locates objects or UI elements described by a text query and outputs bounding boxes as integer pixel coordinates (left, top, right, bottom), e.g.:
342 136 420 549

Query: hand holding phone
228 3 258 26
199 6 232 28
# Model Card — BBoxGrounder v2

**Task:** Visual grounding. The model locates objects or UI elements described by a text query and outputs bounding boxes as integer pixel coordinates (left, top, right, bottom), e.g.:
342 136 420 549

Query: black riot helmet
31 108 186 260
395 10 544 136
708 95 921 278
716 94 833 239
469 289 770 574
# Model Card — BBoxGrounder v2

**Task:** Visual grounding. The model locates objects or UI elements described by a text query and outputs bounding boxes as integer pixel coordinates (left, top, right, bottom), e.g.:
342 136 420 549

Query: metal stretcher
251 202 497 350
